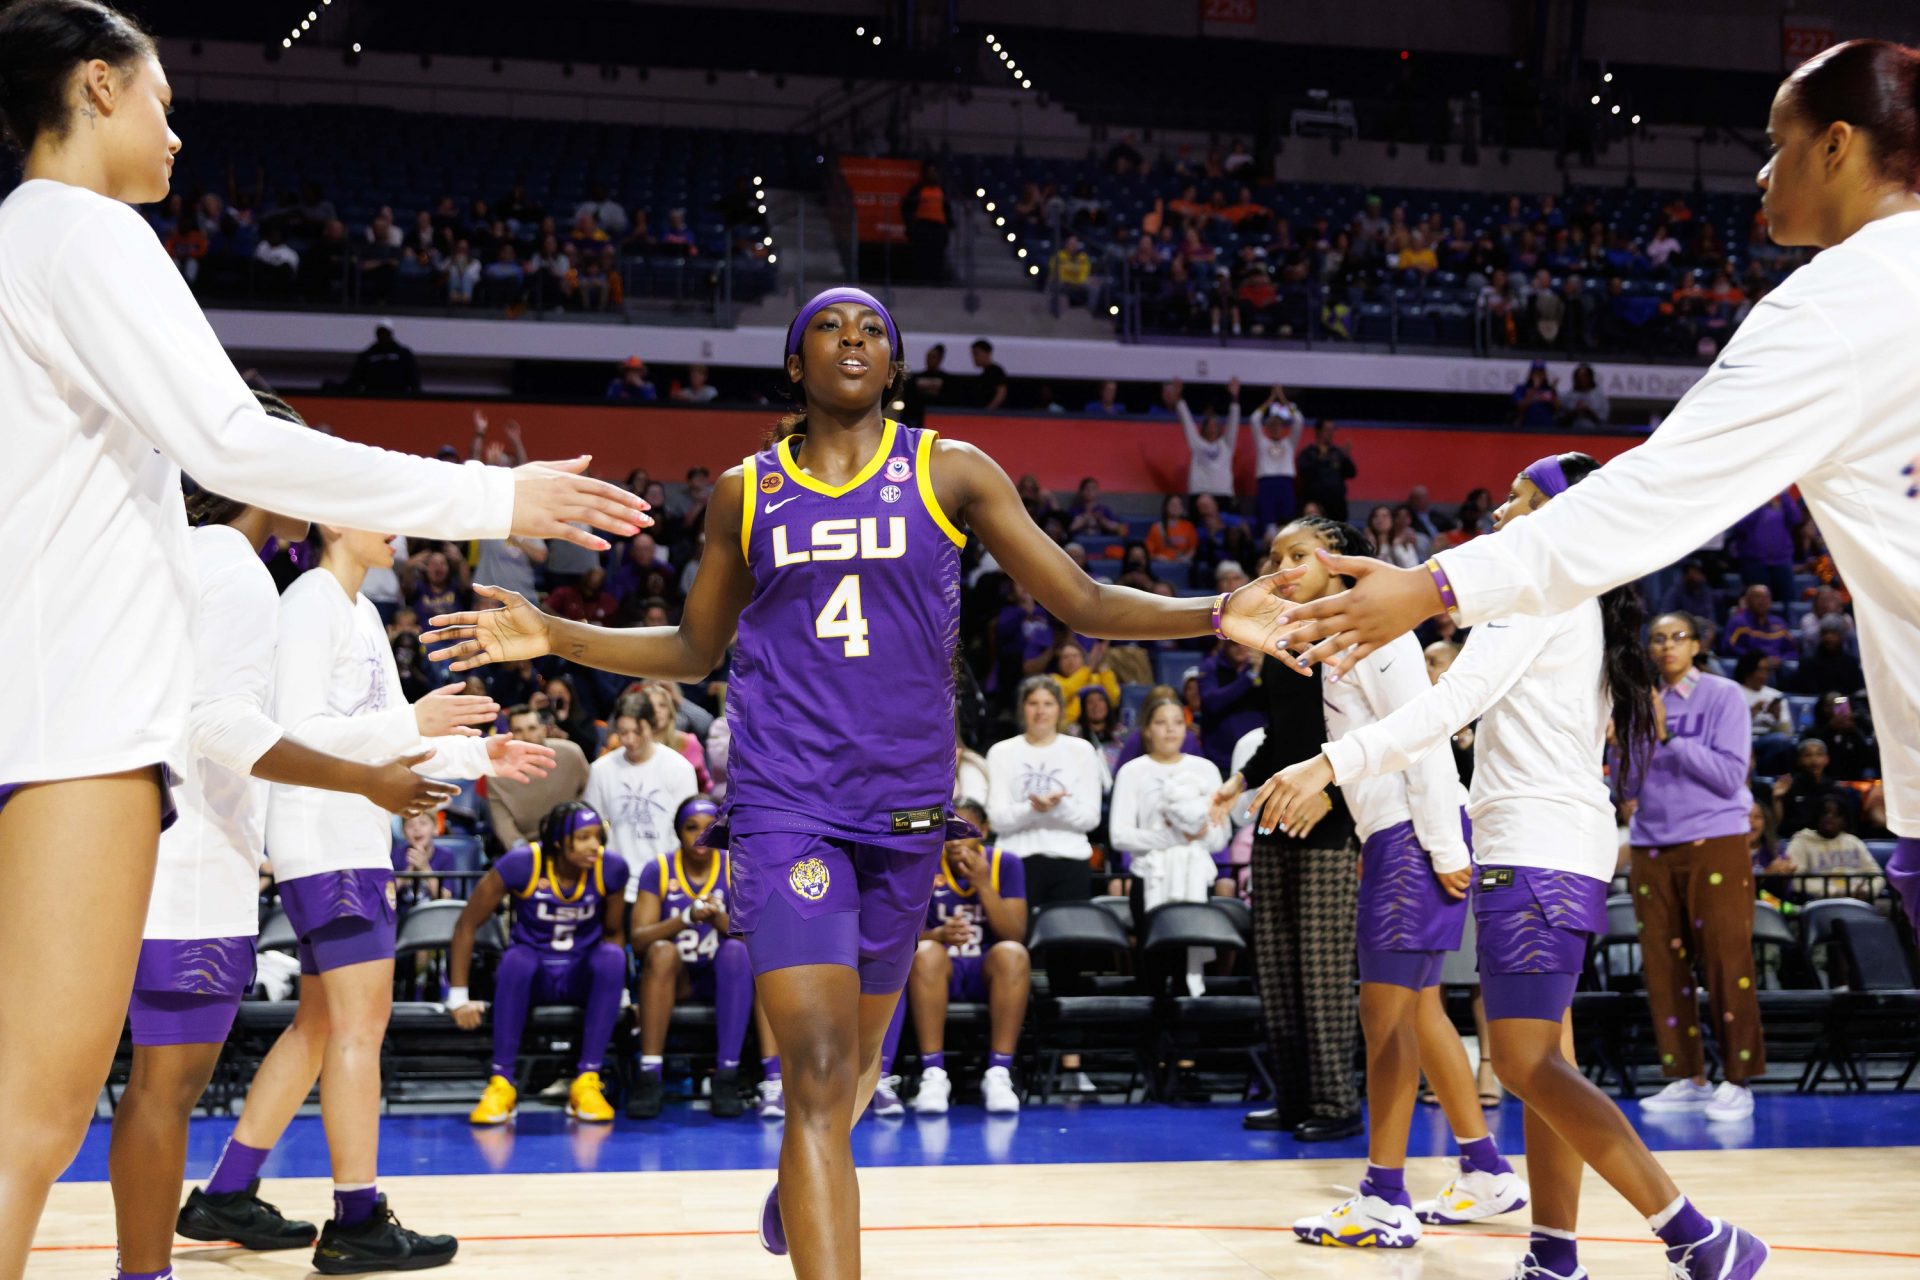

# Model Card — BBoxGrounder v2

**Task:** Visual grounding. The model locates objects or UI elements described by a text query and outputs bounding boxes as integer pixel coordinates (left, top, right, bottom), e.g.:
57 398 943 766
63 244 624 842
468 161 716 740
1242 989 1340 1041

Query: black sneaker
312 1196 458 1274
626 1071 664 1120
711 1067 745 1118
176 1179 317 1251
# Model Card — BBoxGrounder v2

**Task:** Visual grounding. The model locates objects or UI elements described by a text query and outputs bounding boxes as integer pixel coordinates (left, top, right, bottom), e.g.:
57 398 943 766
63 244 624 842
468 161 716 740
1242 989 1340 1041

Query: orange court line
31 1221 1920 1261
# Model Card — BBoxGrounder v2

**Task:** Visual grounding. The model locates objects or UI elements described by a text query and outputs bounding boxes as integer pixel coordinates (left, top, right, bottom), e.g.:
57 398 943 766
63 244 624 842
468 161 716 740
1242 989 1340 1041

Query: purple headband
676 796 720 827
563 806 604 838
784 287 899 359
1522 455 1571 499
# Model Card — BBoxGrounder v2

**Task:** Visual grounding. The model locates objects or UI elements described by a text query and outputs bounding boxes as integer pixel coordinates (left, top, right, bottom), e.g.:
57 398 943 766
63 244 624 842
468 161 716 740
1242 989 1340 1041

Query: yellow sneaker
469 1074 518 1126
568 1070 614 1123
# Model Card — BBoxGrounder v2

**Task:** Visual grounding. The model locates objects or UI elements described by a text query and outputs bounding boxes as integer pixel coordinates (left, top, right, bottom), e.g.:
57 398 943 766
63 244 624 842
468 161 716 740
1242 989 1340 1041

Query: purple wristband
1211 591 1230 638
1426 559 1458 613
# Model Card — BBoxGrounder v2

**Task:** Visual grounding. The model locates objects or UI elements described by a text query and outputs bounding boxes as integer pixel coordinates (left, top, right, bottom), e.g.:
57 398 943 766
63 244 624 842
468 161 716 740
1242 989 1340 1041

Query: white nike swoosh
764 496 800 514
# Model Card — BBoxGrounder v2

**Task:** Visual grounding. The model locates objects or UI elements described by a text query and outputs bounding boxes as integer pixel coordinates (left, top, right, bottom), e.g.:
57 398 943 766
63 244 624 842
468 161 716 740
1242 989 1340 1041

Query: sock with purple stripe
988 1052 1014 1072
1359 1164 1410 1209
1529 1227 1578 1276
640 1055 664 1079
921 1050 946 1072
1457 1133 1513 1175
1650 1196 1713 1249
761 1055 781 1082
333 1183 379 1226
204 1137 269 1195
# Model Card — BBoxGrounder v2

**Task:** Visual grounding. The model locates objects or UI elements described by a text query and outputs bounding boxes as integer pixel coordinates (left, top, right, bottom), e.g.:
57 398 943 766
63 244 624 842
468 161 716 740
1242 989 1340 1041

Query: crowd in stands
235 378 1894 1117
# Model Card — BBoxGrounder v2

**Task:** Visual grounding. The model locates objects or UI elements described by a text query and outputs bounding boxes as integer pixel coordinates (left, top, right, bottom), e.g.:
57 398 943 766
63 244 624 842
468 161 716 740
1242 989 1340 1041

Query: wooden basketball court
35 1149 1920 1278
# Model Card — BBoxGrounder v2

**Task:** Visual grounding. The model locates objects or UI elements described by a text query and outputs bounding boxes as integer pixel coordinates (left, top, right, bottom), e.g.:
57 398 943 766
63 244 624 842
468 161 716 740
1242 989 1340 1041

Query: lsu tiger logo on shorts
788 856 831 902
385 879 399 909
760 472 785 495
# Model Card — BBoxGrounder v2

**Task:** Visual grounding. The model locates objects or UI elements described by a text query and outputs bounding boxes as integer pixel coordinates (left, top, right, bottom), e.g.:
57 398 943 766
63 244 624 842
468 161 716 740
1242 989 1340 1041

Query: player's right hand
511 456 651 552
363 750 460 816
452 1002 485 1031
938 917 972 947
423 584 555 671
415 681 501 736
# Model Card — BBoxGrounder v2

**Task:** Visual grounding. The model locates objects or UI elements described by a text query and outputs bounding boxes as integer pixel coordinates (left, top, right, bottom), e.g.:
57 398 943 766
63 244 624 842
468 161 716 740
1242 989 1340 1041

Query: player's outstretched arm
448 868 509 1024
940 439 1306 660
425 468 755 681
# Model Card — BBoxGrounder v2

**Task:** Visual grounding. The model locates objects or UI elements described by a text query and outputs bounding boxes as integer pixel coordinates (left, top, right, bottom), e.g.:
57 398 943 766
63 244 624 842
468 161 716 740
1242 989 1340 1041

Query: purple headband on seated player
676 796 720 827
1522 455 1571 499
562 805 604 839
784 287 900 360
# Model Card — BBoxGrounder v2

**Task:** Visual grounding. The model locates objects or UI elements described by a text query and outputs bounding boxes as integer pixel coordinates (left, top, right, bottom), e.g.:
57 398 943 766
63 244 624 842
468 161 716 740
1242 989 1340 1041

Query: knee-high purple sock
489 945 540 1079
880 995 906 1075
713 939 753 1072
1889 838 1920 940
576 943 627 1074
205 1135 270 1195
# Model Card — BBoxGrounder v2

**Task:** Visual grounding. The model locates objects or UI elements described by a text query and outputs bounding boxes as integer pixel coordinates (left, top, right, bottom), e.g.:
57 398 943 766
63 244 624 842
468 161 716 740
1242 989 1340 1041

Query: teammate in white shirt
1258 458 1768 1280
0 9 645 1263
110 396 460 1280
1272 39 1920 954
585 692 699 893
180 523 555 1272
1250 518 1526 1252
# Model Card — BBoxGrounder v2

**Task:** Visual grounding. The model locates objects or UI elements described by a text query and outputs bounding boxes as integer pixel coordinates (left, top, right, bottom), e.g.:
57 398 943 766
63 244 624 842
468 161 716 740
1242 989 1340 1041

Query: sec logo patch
760 472 784 495
884 456 912 482
880 484 902 504
788 856 831 902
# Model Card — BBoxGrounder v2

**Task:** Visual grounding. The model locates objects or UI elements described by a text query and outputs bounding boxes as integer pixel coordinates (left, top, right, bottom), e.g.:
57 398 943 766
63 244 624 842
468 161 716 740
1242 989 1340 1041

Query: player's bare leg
1413 985 1491 1142
230 973 333 1151
906 943 952 1059
110 1040 226 1272
315 958 396 1185
0 772 160 1280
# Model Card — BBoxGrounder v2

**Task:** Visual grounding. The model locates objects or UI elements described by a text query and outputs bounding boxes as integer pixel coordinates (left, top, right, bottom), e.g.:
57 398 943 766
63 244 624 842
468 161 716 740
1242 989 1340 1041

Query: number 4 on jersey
816 574 871 657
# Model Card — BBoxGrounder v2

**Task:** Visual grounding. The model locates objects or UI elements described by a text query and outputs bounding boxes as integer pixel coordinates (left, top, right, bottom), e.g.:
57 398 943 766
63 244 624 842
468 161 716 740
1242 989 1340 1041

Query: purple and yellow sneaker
1664 1219 1769 1280
757 1183 787 1256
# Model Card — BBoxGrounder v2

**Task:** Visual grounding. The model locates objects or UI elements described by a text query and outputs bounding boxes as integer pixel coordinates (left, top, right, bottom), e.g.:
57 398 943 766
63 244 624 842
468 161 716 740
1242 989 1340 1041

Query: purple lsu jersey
636 849 733 965
726 420 964 846
496 844 630 955
925 846 1026 957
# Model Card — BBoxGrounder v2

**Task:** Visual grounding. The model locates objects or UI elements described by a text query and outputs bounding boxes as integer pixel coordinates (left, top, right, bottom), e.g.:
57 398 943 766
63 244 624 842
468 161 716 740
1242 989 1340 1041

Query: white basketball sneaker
1511 1253 1589 1279
1415 1165 1530 1224
913 1066 952 1115
1639 1079 1715 1112
981 1065 1021 1114
1703 1082 1755 1123
755 1078 785 1120
1293 1193 1422 1249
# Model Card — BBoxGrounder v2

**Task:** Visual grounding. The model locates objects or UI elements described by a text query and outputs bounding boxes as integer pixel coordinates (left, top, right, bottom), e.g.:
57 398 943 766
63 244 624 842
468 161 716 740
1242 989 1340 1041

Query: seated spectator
1525 270 1565 348
1558 363 1609 426
1082 380 1127 417
607 356 658 402
1050 234 1093 306
627 796 754 1119
452 801 630 1127
1396 228 1438 276
1054 640 1117 725
526 235 573 310
672 364 719 403
1657 561 1718 623
661 208 697 254
404 546 469 621
163 217 210 283
577 253 612 311
541 675 600 759
1066 478 1125 540
1110 693 1232 944
1774 737 1858 836
891 799 1029 1115
1792 627 1865 697
638 682 713 792
391 812 456 903
1734 651 1797 775
547 566 623 625
1561 274 1598 349
1810 692 1877 781
1723 584 1797 662
1729 492 1806 608
1145 494 1199 561
619 209 656 256
1511 361 1559 430
1191 492 1253 572
487 705 591 848
985 676 1105 905
481 244 526 305
446 240 481 305
1197 638 1262 771
1077 686 1125 773
1772 796 1884 900
1478 268 1518 345
253 225 300 276
1797 584 1854 654
575 183 628 236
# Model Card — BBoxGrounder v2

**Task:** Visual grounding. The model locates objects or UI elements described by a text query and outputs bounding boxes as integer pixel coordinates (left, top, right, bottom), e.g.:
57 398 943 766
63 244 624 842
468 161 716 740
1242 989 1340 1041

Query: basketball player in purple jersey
629 795 756 1119
425 286 1302 1278
449 801 630 1126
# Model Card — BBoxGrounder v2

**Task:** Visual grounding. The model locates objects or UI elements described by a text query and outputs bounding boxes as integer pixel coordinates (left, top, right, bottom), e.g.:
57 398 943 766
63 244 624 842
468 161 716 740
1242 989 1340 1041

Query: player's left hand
1215 569 1309 668
424 584 555 671
1268 553 1447 678
1437 867 1473 900
1251 754 1336 836
452 1001 485 1031
937 916 972 947
487 736 556 783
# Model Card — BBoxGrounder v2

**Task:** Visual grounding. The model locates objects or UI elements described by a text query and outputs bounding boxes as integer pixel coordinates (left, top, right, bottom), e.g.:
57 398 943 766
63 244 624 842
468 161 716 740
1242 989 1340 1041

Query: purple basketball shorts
1473 864 1607 1023
948 953 989 1001
277 868 399 976
1889 838 1920 940
127 936 255 1046
727 828 943 995
1354 820 1469 991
